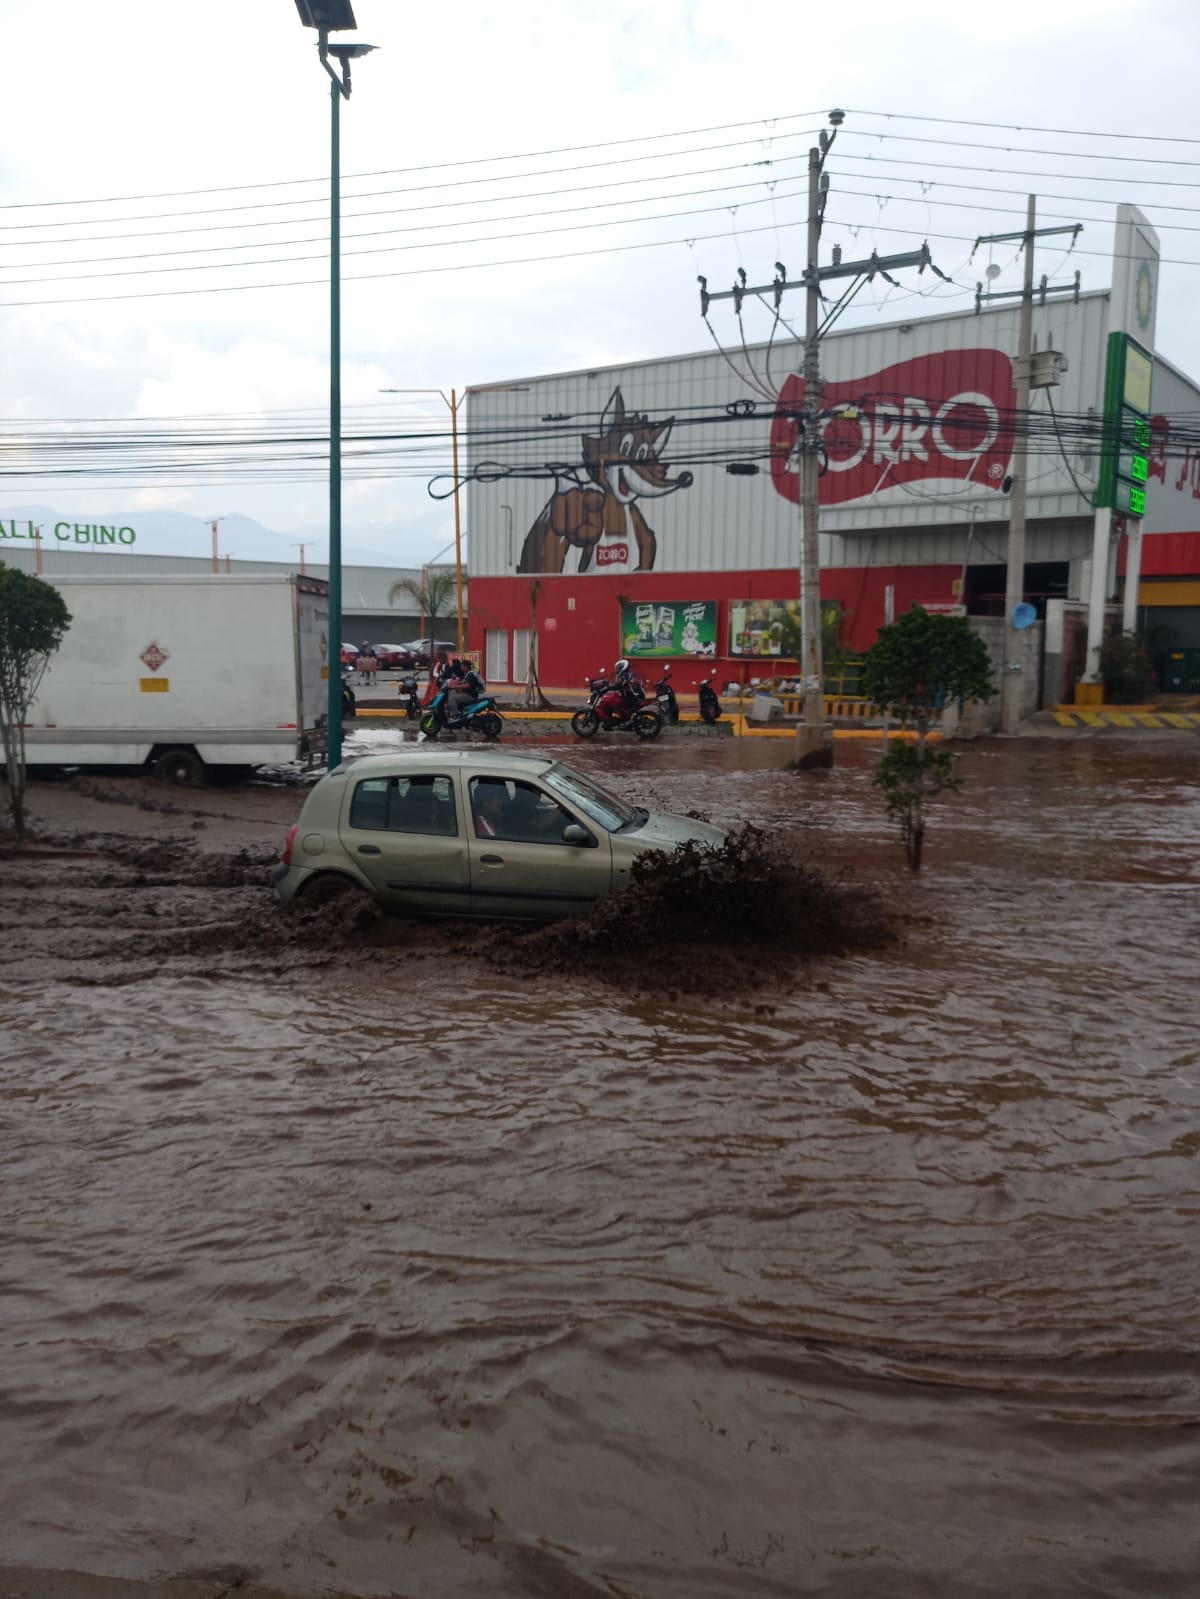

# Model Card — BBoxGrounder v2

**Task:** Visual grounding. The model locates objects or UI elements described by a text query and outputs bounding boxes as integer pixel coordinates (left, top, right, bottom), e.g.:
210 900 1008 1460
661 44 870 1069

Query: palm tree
389 566 458 663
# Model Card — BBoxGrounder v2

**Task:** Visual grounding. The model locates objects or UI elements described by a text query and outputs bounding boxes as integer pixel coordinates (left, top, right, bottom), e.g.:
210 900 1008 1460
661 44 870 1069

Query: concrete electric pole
206 516 225 574
701 110 940 768
973 201 1081 735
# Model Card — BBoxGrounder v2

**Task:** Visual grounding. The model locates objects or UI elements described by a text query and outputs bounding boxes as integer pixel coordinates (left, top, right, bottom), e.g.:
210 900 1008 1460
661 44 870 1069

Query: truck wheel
152 748 205 786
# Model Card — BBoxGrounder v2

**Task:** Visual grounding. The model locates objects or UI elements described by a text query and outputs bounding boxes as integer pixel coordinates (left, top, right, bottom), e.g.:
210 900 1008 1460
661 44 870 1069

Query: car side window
469 777 586 846
350 774 458 836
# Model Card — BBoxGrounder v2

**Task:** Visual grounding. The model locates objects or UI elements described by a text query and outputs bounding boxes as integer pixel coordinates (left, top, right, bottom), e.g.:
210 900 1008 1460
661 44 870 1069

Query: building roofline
465 289 1113 395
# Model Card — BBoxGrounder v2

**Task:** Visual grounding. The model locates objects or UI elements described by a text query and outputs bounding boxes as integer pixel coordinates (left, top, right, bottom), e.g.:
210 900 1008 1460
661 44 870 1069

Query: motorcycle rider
597 658 644 723
445 657 485 724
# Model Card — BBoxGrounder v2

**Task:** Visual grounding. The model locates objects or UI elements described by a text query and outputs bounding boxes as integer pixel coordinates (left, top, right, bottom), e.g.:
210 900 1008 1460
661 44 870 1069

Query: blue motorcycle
419 685 503 740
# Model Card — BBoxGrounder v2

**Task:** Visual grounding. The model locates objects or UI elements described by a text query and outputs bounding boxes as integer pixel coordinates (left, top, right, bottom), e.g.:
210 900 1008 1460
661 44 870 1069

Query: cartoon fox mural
517 387 693 574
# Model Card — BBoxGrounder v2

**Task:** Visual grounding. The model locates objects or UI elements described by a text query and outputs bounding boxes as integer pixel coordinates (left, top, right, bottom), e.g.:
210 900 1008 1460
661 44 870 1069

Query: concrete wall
948 615 1043 735
1043 599 1123 705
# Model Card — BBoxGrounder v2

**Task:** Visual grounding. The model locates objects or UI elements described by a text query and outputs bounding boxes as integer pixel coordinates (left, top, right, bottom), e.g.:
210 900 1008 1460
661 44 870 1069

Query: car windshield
543 762 638 833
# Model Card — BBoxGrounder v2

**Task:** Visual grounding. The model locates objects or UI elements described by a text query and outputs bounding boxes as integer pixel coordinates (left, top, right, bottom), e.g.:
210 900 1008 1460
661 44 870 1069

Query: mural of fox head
582 388 693 504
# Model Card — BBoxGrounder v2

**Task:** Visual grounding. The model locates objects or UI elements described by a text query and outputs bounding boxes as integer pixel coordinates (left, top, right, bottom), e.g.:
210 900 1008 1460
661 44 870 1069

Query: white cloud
0 0 1197 558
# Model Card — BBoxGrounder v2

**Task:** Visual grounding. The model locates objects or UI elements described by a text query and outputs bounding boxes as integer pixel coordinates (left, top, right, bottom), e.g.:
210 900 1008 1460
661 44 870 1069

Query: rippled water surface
2 739 1199 1597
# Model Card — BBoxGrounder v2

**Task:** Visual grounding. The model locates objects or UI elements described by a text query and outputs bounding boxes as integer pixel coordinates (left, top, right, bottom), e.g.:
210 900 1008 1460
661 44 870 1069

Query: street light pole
379 386 466 652
293 1 376 769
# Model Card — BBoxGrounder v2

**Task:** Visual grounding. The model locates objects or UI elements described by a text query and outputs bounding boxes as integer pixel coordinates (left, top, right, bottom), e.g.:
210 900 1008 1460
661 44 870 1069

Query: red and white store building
466 215 1200 697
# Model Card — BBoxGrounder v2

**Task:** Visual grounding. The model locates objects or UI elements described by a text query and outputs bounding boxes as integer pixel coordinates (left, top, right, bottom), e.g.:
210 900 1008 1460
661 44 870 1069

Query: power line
829 183 1200 235
0 176 809 276
820 216 1200 271
836 127 1200 170
0 110 824 213
0 132 815 233
0 153 811 249
0 216 814 308
833 149 1200 195
845 108 1200 147
824 163 1200 219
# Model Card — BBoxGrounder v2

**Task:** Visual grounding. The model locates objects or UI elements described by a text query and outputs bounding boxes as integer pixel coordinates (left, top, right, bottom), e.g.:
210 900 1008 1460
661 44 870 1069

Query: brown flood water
2 737 1199 1598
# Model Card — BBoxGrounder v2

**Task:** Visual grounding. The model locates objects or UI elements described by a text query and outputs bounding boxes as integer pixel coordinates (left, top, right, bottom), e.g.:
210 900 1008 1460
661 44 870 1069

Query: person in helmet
597 658 644 721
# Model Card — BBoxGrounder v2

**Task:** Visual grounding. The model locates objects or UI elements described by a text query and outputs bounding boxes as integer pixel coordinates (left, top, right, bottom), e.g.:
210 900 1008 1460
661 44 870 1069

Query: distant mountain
0 504 297 561
0 503 449 567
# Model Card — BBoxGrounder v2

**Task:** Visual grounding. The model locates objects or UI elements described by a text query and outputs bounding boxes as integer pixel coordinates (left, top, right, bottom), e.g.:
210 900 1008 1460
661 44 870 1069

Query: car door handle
480 853 503 864
357 844 382 855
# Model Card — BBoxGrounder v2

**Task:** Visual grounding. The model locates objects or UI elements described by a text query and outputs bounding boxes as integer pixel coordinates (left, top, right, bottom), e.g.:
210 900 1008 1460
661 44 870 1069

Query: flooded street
2 737 1199 1598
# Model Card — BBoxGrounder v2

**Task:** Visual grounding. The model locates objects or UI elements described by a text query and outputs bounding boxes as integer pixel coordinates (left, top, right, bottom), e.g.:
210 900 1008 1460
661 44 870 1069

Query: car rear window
349 774 458 836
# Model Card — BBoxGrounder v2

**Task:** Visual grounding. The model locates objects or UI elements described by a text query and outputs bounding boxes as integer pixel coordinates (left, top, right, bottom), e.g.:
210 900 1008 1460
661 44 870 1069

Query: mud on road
2 741 1199 1599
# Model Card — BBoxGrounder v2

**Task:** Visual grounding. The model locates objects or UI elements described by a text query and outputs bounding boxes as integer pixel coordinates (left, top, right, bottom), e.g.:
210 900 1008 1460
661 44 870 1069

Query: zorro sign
770 350 1017 507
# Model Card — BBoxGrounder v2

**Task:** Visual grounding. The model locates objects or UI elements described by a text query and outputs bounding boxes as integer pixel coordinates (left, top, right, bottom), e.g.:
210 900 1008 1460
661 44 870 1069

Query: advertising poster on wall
728 599 797 657
728 599 842 657
620 599 718 657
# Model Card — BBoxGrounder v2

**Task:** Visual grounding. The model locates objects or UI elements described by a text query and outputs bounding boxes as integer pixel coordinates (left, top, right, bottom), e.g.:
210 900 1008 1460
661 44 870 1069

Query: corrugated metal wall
467 293 1111 578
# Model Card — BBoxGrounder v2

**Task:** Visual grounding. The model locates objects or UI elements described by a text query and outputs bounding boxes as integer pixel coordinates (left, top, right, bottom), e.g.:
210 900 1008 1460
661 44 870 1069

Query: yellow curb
732 716 940 741
1161 713 1193 728
1132 713 1164 727
1105 713 1137 728
1053 711 1079 726
1076 711 1106 726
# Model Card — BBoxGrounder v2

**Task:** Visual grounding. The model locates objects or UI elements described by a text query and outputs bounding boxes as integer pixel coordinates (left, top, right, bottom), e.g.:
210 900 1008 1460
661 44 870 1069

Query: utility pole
1003 196 1037 738
796 143 827 766
206 516 225 574
700 109 940 769
292 542 308 575
973 202 1081 735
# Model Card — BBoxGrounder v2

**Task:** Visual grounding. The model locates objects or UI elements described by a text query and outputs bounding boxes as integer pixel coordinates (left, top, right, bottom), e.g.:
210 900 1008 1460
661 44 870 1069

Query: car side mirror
562 823 593 847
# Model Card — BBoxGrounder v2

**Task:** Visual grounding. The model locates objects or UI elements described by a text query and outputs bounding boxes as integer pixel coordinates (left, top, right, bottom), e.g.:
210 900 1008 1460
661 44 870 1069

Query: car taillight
281 824 298 866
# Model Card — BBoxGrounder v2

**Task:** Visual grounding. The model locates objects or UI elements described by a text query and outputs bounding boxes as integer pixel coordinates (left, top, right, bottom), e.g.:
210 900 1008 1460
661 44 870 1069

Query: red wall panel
470 565 964 685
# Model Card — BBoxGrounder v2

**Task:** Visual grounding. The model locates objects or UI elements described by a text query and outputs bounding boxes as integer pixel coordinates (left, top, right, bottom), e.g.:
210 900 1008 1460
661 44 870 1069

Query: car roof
331 750 557 779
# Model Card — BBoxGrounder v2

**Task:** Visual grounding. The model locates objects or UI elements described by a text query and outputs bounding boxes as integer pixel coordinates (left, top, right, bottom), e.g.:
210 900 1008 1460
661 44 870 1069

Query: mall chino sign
0 519 137 546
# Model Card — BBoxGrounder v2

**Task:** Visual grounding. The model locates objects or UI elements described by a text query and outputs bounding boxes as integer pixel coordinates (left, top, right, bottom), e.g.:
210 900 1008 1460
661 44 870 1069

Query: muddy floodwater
2 736 1199 1599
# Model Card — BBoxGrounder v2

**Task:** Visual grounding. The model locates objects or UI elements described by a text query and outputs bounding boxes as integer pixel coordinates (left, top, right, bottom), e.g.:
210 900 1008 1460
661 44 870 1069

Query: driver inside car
472 779 568 843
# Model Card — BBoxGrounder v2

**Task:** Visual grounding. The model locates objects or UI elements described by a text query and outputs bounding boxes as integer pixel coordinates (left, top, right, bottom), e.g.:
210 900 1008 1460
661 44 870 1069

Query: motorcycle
697 677 723 724
572 671 662 740
397 674 421 720
420 683 503 739
653 666 680 726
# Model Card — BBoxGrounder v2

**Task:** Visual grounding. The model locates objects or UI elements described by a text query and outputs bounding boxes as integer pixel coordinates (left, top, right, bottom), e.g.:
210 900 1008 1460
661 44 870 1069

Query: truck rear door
294 580 331 751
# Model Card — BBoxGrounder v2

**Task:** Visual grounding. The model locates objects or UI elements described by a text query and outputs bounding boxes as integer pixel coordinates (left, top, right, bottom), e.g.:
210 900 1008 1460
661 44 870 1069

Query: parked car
371 643 416 669
273 750 726 921
403 638 460 668
340 643 360 666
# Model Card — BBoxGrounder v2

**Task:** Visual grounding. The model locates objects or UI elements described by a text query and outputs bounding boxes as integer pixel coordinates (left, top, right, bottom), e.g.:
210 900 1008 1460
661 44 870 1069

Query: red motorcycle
572 665 663 739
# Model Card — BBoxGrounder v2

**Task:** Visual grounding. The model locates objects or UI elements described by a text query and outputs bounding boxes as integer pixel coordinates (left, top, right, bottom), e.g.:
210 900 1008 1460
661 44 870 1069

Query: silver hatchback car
273 750 726 920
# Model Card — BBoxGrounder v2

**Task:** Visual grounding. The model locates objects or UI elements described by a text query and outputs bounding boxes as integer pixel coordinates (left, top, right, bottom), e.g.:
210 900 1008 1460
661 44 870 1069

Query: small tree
524 579 554 708
861 605 995 871
0 565 72 838
1099 630 1156 704
389 566 459 662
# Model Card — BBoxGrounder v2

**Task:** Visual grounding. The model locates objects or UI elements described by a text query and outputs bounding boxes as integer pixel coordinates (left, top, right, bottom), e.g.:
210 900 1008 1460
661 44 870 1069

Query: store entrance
964 561 1069 619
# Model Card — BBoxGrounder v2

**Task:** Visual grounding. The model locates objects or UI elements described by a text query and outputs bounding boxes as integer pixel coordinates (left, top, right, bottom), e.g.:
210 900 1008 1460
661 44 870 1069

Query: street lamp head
294 0 358 29
326 39 376 60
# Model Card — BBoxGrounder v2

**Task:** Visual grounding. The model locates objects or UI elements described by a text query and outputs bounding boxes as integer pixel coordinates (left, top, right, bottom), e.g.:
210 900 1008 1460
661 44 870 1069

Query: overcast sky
2 0 1197 566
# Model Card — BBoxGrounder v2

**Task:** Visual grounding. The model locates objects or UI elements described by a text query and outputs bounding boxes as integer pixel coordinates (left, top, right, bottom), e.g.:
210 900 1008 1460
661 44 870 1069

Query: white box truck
24 573 332 783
